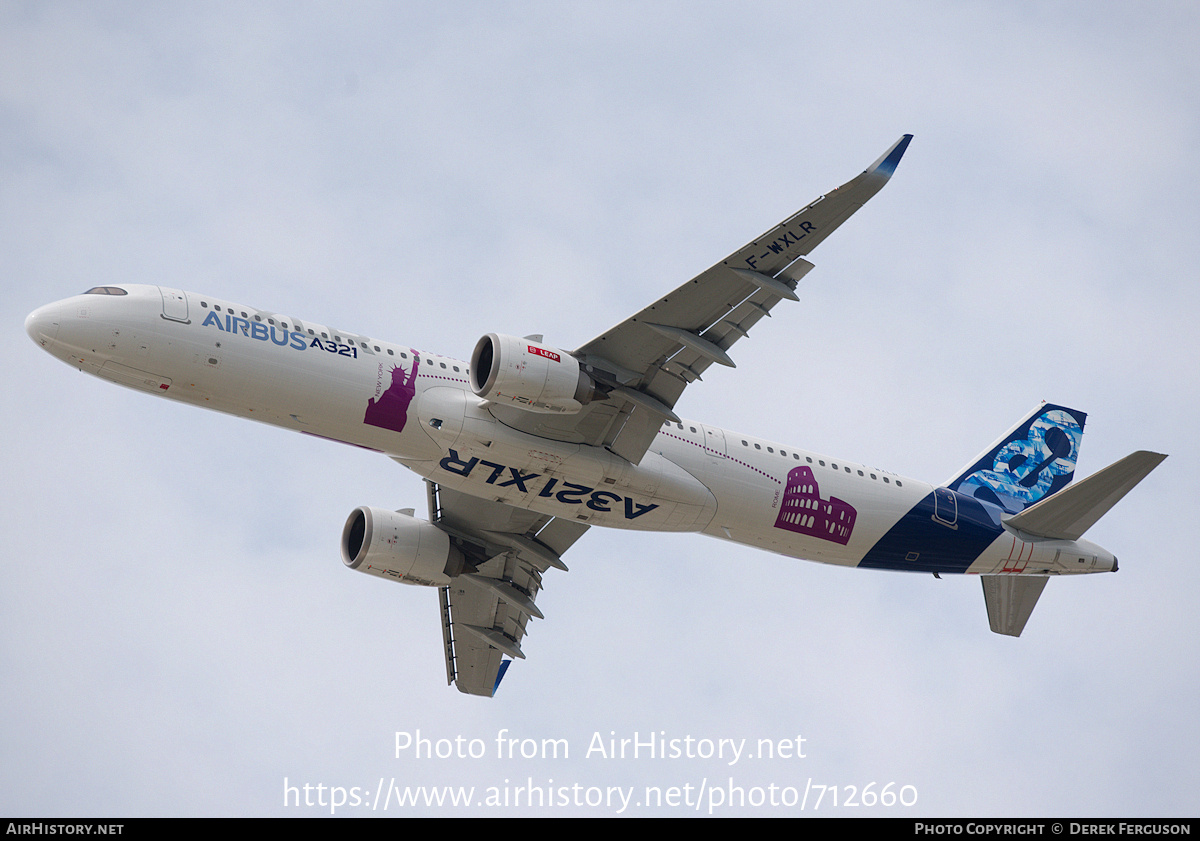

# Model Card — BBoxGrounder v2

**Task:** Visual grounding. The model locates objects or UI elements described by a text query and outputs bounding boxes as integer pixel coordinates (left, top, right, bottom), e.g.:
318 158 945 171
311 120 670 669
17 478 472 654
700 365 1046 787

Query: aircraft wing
484 135 912 464
427 481 589 696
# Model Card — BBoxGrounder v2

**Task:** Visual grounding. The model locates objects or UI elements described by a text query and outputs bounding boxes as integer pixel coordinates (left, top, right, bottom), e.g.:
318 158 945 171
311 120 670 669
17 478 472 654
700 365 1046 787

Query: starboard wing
485 135 913 464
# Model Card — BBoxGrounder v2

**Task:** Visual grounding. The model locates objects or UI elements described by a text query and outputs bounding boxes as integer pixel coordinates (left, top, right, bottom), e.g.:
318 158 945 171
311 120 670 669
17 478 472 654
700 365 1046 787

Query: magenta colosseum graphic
773 465 857 544
363 350 420 433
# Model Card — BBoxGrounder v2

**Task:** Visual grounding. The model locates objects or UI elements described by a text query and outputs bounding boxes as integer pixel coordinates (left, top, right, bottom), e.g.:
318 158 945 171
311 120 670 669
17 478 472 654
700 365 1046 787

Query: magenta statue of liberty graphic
363 350 420 434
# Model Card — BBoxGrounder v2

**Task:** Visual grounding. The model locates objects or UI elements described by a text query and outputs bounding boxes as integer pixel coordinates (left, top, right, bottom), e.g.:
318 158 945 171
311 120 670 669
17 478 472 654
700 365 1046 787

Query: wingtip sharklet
867 134 913 179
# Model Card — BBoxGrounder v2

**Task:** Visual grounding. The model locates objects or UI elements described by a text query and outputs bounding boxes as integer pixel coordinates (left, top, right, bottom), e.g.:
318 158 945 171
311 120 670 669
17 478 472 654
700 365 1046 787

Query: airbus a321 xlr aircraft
26 135 1165 696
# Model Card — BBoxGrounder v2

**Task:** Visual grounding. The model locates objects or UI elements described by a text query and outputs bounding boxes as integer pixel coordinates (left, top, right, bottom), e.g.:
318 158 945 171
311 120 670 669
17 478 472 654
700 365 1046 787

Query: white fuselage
25 284 1115 578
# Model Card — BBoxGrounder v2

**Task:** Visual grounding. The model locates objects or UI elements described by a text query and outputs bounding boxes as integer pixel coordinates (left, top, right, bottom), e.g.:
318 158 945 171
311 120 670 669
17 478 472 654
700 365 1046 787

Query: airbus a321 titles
26 135 1165 696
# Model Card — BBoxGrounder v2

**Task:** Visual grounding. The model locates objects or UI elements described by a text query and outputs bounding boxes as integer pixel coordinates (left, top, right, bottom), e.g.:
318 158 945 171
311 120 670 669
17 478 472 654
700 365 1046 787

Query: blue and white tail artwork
947 404 1086 514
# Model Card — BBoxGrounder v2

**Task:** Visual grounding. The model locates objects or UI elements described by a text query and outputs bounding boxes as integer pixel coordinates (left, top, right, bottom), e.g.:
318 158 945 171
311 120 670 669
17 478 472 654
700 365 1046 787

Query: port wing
428 482 589 697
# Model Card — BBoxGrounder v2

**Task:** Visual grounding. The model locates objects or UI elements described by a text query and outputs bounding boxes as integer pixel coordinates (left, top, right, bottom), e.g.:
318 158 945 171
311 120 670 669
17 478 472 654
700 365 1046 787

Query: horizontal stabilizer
982 575 1049 637
1003 451 1167 541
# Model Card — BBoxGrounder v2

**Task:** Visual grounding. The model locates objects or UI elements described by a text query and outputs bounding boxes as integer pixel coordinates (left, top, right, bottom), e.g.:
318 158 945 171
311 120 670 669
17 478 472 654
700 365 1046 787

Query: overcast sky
3 1 1198 817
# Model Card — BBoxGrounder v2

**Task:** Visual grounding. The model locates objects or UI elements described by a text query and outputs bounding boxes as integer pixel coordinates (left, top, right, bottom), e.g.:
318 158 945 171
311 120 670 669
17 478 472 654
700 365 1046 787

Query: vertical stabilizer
947 403 1086 514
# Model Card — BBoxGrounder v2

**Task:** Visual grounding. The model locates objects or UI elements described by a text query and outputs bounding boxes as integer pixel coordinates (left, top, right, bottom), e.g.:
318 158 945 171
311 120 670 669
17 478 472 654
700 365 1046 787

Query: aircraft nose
25 304 61 348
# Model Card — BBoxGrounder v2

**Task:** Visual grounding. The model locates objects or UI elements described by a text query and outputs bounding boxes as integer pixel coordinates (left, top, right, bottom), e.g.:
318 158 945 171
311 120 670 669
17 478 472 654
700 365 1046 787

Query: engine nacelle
340 507 463 587
470 333 595 414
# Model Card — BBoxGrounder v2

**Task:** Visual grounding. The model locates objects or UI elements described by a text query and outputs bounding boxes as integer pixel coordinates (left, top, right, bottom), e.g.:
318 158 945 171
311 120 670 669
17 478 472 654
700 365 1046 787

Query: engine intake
340 507 463 587
470 333 596 414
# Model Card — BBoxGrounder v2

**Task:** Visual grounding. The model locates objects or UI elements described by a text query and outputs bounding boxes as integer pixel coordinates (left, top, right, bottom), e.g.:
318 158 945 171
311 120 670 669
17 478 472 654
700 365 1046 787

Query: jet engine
340 507 465 587
470 333 596 414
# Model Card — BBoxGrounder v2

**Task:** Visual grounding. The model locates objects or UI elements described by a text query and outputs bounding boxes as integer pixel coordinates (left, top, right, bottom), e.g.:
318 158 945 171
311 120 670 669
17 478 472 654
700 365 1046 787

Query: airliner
25 135 1165 696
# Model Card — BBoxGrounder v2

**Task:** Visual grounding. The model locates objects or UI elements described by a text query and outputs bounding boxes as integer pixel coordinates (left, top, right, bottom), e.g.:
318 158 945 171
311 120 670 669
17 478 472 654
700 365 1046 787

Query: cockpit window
83 286 128 296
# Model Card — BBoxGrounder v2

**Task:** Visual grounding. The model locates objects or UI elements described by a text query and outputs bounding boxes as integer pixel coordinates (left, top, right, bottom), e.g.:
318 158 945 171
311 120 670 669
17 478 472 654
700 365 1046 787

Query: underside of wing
429 481 589 697
485 135 912 464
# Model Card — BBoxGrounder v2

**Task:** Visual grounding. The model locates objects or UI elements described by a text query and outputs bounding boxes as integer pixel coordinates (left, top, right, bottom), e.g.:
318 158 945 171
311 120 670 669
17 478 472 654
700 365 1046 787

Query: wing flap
441 575 510 696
